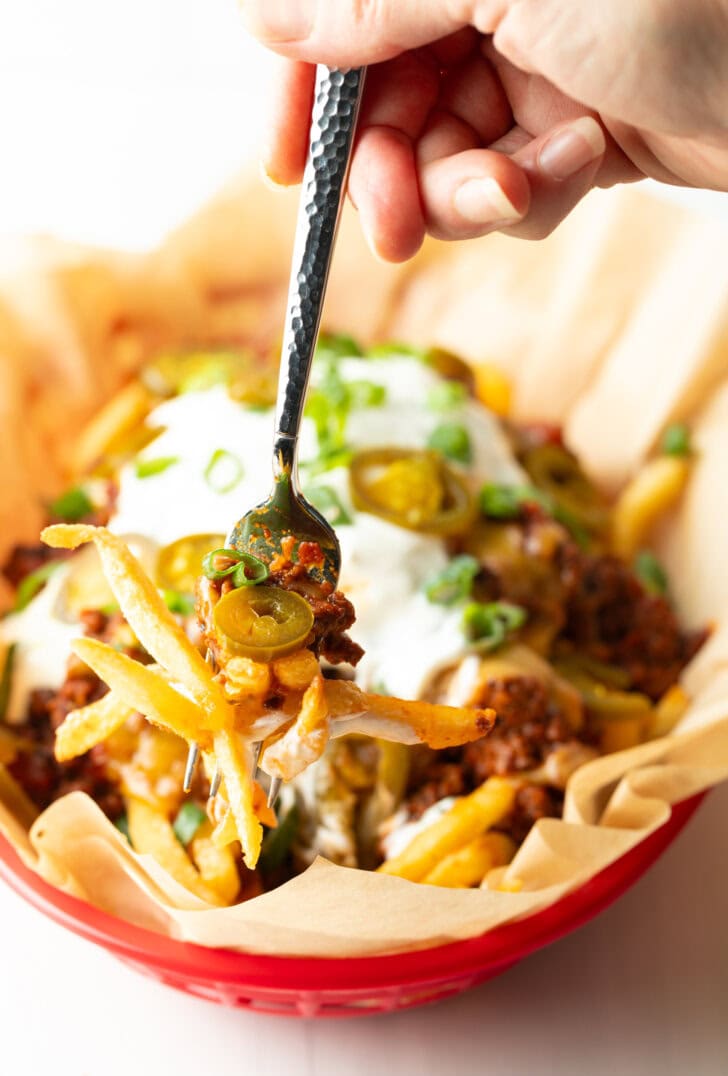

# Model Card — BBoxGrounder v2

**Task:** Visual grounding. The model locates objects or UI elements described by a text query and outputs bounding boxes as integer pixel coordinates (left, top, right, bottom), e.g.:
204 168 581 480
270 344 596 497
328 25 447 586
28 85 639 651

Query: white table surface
1 3 727 1073
2 784 727 1076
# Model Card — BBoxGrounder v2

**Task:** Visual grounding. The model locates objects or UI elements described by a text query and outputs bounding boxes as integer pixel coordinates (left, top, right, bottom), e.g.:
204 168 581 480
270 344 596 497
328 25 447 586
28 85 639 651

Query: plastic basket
0 794 703 1017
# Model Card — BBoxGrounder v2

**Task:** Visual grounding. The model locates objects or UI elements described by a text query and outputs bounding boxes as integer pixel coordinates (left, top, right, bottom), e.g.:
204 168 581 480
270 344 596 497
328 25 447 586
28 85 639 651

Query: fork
183 65 367 807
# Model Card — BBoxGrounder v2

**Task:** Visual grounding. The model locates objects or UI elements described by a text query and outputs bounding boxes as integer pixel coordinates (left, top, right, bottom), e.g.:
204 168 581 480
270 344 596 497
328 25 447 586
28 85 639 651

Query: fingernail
251 0 313 42
538 116 606 180
453 177 522 225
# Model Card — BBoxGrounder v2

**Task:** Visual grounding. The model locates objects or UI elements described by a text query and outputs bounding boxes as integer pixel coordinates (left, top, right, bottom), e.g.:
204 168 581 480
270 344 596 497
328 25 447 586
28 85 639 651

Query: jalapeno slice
349 447 475 536
156 533 225 595
213 585 314 662
521 443 610 535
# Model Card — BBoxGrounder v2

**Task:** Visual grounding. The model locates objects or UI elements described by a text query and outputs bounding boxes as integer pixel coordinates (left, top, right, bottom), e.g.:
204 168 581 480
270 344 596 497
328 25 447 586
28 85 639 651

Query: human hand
241 0 728 261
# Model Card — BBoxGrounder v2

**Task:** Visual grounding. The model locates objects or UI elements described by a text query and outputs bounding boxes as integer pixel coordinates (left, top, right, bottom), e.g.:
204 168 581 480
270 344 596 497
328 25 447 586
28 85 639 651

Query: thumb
240 0 467 65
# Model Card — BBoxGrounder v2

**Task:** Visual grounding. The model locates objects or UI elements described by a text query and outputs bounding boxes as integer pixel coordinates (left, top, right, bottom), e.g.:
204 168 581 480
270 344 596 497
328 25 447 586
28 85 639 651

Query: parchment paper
1 177 727 957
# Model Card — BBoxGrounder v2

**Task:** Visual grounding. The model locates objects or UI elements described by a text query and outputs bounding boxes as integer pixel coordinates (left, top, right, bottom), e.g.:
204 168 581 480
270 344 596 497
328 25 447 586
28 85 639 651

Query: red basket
0 794 703 1018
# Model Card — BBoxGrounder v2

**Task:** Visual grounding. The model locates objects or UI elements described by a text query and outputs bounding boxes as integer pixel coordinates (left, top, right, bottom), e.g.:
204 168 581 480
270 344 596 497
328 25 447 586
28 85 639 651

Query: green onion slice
661 423 692 457
427 422 473 464
49 486 94 522
135 456 180 479
260 804 300 871
426 380 468 412
201 548 269 587
172 801 207 846
462 600 527 649
163 590 196 616
424 554 480 606
13 560 66 613
203 449 244 494
634 550 669 597
114 813 132 845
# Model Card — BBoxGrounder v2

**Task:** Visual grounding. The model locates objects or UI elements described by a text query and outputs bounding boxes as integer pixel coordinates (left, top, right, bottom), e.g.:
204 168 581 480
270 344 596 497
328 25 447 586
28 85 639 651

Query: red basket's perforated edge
0 794 704 1017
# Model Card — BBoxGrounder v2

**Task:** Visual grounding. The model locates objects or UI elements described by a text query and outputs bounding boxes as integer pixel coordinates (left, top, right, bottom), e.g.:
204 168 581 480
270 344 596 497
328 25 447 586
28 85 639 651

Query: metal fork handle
272 65 366 479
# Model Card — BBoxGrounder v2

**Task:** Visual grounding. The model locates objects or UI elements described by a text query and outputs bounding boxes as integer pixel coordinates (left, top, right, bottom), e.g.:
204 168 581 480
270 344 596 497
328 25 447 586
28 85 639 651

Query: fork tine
208 768 221 799
183 742 199 793
250 741 263 781
267 776 282 809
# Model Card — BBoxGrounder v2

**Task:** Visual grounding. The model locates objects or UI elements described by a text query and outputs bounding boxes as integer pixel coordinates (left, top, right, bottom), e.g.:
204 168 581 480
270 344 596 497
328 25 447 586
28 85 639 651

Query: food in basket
0 336 704 905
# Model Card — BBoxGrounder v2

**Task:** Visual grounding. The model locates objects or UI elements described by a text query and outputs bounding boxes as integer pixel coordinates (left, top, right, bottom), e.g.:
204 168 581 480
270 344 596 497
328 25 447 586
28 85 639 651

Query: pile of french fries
41 523 496 900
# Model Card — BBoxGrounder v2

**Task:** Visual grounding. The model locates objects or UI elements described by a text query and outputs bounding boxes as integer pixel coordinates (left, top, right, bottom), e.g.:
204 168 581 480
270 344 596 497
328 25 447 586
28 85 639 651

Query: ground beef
563 554 701 699
500 783 563 844
406 763 468 819
268 563 364 667
8 683 123 819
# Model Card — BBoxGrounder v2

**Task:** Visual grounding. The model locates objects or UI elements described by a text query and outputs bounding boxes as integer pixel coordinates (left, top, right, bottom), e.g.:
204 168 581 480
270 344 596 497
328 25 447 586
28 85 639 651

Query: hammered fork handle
272 65 366 479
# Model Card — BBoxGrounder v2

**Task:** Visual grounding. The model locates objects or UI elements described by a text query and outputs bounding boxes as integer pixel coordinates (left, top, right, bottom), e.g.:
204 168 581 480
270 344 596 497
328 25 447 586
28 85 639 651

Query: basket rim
0 793 704 991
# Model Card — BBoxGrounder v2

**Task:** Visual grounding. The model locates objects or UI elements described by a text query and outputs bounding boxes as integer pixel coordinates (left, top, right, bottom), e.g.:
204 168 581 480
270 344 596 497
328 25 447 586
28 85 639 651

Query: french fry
599 716 645 754
611 455 690 558
213 729 263 869
423 832 516 888
378 777 517 882
648 684 690 739
71 638 211 748
474 362 511 416
324 679 495 749
54 688 136 762
262 673 330 781
71 380 154 475
42 525 231 731
125 796 226 906
212 783 277 849
190 820 241 905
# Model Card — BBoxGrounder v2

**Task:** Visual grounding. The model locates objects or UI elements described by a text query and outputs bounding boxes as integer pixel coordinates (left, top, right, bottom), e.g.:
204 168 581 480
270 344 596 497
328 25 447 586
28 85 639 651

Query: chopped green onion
259 804 300 871
427 422 473 464
462 600 527 649
316 332 363 360
426 380 468 412
347 380 387 409
135 456 180 479
114 813 131 844
661 423 692 457
424 554 480 606
13 560 66 613
163 590 196 616
634 550 669 597
479 483 537 519
300 447 354 478
0 643 17 721
306 485 353 527
172 801 207 846
49 486 94 522
201 548 269 587
203 448 244 494
366 341 426 360
370 679 389 696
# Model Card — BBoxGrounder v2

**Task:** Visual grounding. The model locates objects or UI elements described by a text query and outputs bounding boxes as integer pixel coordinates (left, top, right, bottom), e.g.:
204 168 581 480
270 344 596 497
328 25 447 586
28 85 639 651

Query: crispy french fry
125 796 225 905
71 638 211 748
474 362 511 416
325 679 495 750
611 455 690 558
71 380 154 475
262 674 330 781
212 783 277 849
600 716 645 753
378 777 517 882
423 832 516 888
272 649 319 690
190 820 241 904
648 684 690 739
42 525 231 730
213 729 263 869
54 688 136 762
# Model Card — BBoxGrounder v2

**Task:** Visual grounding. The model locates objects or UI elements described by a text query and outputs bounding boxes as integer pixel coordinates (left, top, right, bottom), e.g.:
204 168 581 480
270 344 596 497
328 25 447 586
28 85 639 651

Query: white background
1 2 727 1073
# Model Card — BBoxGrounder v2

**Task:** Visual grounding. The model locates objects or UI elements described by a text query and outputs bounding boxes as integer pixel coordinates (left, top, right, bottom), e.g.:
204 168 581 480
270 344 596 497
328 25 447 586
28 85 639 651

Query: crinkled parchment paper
1 179 727 957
